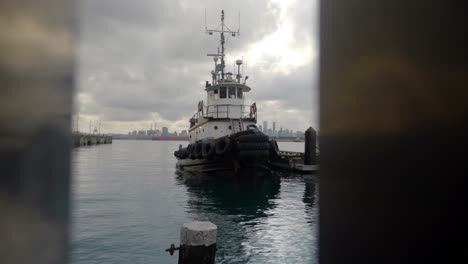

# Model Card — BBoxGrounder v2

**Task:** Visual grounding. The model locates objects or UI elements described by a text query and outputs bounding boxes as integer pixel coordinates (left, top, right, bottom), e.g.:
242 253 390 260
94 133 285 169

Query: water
71 140 318 264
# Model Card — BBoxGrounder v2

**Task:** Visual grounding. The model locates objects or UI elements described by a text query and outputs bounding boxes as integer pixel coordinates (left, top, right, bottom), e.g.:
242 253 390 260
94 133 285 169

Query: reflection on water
71 141 318 264
175 170 319 264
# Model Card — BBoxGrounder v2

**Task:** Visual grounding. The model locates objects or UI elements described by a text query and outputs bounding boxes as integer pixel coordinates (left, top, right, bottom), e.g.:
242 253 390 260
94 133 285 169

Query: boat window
237 87 243 99
228 87 236 98
213 89 218 100
220 87 226 98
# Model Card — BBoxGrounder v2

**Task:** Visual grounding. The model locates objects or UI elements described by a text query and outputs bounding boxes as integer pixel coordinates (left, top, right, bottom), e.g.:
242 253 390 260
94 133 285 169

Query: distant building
263 121 268 134
138 130 145 136
180 130 188 137
296 131 304 138
267 128 273 136
132 130 137 136
273 121 276 132
162 127 169 136
128 132 131 135
258 125 262 132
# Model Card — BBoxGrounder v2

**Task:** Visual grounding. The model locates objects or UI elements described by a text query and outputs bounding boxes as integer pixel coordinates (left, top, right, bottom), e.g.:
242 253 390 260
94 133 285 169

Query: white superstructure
189 10 257 143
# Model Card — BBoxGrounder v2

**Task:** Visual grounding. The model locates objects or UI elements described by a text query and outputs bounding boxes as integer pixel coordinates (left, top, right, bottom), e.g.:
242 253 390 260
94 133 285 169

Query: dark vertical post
304 127 317 165
320 1 468 263
0 1 75 263
178 221 217 264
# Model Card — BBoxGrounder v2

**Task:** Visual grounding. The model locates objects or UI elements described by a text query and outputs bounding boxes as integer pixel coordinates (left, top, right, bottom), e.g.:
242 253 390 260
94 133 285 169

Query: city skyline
119 120 306 138
73 114 316 136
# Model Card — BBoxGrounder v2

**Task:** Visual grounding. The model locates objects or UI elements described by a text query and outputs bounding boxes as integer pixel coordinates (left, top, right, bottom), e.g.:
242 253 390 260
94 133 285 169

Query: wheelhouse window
213 89 219 100
220 87 226 98
237 87 243 99
228 87 236 98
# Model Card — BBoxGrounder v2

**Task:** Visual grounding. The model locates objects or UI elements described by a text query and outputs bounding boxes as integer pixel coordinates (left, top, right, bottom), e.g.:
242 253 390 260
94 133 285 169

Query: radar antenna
205 10 240 82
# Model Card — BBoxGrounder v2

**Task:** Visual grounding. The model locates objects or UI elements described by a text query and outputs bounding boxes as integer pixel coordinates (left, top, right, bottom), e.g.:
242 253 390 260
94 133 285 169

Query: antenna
205 10 240 82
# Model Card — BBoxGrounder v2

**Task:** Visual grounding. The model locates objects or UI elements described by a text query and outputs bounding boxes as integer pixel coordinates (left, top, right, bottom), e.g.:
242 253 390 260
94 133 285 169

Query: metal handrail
190 104 257 128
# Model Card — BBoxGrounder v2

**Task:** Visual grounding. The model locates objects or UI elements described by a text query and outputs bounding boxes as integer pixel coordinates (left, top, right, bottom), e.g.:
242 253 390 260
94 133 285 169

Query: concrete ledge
72 134 112 147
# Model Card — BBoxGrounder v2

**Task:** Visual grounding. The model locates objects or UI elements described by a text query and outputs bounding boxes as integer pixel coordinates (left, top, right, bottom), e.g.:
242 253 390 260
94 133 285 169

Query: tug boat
174 10 280 172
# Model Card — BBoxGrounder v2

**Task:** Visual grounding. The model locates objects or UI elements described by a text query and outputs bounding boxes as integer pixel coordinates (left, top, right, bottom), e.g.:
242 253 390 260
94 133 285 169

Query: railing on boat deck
190 104 257 128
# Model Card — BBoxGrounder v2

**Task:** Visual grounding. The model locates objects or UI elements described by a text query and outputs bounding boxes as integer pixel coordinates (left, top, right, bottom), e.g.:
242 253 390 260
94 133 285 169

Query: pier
267 127 319 174
72 133 112 147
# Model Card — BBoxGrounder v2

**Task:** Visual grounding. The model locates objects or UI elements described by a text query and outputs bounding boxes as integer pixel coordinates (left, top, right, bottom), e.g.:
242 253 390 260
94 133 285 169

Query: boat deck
266 151 319 174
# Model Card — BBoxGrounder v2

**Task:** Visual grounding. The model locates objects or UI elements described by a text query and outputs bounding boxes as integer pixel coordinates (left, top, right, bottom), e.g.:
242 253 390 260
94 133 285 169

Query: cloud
76 0 318 133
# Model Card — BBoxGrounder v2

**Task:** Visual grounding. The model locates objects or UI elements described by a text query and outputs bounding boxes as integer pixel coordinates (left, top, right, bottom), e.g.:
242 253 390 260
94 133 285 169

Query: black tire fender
189 144 197 159
238 150 270 160
202 141 216 159
193 142 203 159
237 142 270 151
246 124 258 131
215 137 232 156
238 134 269 143
186 143 194 154
180 148 188 159
269 139 280 159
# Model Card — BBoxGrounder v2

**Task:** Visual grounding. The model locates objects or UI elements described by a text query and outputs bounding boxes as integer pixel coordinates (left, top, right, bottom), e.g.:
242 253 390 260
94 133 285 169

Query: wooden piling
304 127 317 165
178 221 217 264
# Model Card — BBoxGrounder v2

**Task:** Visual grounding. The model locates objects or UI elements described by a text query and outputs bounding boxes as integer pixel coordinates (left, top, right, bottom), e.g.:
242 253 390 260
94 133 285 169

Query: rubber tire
186 144 194 154
237 142 270 151
215 137 232 156
189 144 197 160
194 142 203 159
246 124 258 130
202 141 216 159
238 150 270 160
269 140 280 159
238 134 269 143
180 148 188 159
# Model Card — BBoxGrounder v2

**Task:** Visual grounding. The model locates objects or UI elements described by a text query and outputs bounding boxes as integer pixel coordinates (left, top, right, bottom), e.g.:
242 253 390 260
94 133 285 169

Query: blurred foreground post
178 221 217 264
0 1 75 263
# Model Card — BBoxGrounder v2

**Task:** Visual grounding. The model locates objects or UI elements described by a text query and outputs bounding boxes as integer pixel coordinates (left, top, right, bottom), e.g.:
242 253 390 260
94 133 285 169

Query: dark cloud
76 0 318 132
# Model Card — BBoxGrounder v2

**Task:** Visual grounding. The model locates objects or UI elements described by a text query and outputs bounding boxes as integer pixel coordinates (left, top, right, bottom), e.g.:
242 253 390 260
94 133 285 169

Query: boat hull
176 157 270 174
176 158 235 172
174 130 279 173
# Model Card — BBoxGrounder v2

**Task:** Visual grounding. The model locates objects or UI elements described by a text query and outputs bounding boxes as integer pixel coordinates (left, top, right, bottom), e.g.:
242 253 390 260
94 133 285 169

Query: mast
220 10 225 79
205 10 239 83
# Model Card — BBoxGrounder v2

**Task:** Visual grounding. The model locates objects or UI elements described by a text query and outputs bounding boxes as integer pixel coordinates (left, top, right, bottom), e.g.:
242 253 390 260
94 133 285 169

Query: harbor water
71 140 318 264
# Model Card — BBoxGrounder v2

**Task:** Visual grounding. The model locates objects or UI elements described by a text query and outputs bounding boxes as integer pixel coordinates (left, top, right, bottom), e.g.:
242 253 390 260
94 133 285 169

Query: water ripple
72 140 318 264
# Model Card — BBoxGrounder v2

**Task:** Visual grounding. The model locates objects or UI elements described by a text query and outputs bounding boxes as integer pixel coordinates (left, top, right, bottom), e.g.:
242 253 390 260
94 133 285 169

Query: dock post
177 221 217 264
304 127 317 165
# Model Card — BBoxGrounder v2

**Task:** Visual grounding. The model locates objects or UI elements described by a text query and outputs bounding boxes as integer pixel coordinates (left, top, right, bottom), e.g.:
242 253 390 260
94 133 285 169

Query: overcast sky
75 0 318 134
